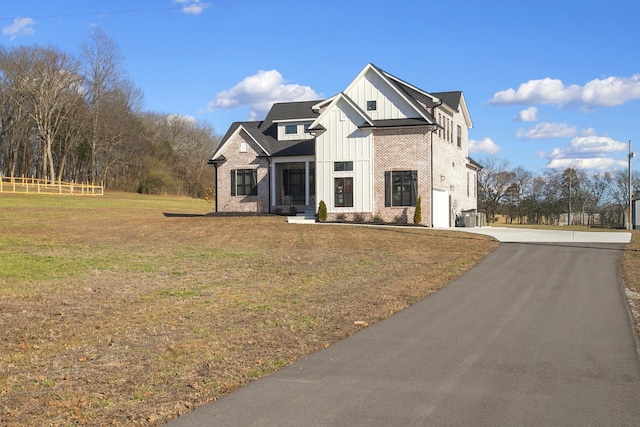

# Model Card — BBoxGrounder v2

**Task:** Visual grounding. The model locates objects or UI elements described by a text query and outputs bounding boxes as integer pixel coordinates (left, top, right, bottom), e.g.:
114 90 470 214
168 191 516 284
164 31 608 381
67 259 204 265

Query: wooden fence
0 176 104 196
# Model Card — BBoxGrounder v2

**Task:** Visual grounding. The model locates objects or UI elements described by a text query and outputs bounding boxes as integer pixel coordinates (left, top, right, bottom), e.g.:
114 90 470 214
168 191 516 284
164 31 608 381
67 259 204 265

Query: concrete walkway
447 225 631 243
166 228 639 426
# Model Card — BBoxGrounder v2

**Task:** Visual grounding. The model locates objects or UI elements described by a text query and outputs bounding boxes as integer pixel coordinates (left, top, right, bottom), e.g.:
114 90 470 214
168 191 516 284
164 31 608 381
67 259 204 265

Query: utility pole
629 140 634 230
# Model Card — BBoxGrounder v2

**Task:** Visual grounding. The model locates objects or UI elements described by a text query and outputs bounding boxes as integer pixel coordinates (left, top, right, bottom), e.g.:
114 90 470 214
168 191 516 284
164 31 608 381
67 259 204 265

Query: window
230 169 257 196
334 177 353 207
240 142 247 153
457 125 462 147
447 118 450 142
385 170 417 207
304 123 310 133
334 161 353 172
367 100 377 111
285 124 297 135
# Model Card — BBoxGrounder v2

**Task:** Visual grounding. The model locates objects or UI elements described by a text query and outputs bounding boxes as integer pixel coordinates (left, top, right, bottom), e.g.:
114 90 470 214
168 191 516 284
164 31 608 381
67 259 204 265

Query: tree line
477 156 638 228
0 29 219 197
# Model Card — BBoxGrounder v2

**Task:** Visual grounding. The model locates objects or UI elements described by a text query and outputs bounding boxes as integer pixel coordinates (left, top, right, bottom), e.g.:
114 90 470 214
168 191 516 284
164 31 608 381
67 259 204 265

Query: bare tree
477 156 514 223
4 46 84 183
81 28 126 184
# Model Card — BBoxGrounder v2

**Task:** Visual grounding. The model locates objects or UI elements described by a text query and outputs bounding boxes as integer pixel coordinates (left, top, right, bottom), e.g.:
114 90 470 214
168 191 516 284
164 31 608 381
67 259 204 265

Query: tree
8 46 84 183
81 28 127 183
477 156 514 223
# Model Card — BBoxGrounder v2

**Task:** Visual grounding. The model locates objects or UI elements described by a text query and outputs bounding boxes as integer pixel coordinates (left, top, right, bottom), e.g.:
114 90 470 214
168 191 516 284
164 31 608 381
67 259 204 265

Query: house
208 63 479 227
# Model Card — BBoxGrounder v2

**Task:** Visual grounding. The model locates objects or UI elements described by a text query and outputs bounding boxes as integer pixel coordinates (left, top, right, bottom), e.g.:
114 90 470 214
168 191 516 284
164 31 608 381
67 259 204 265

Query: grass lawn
0 192 499 426
622 230 640 335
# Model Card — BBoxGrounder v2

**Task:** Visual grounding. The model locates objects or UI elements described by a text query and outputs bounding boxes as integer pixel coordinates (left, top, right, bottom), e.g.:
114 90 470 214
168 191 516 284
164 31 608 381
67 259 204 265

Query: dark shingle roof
431 91 462 111
260 100 322 137
212 101 321 158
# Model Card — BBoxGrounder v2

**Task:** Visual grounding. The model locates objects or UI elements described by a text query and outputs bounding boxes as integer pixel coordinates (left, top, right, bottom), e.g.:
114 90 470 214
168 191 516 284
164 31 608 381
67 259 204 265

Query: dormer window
285 124 297 134
367 100 377 111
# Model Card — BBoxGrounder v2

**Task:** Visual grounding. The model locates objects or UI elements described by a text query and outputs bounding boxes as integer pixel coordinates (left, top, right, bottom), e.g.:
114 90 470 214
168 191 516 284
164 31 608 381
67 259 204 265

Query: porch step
286 208 316 224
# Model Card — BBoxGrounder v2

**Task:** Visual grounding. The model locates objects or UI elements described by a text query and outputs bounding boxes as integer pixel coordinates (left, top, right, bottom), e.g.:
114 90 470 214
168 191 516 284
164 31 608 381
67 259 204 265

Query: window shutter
384 171 391 207
250 170 258 196
230 170 236 196
411 170 418 206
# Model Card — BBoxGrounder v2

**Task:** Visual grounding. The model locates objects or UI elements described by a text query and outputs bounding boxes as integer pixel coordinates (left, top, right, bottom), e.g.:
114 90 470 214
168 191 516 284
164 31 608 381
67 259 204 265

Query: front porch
271 159 315 214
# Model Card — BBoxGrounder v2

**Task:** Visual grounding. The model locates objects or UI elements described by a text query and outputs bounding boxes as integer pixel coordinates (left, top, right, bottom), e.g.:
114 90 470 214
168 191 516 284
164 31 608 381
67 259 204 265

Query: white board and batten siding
345 70 417 121
277 121 315 141
315 100 374 213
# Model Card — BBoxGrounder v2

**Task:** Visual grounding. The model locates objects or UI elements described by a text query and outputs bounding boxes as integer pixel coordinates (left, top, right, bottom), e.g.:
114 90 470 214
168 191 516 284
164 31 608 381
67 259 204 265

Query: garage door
432 188 449 228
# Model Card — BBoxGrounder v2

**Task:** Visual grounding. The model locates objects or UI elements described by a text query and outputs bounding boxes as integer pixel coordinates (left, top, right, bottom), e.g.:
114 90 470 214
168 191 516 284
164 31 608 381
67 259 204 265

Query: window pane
334 161 353 172
388 170 417 207
285 124 297 134
235 169 257 196
334 177 353 207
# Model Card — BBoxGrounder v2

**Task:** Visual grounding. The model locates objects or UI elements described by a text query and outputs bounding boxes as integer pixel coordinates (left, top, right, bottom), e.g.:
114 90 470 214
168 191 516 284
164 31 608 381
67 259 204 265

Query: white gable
344 65 423 121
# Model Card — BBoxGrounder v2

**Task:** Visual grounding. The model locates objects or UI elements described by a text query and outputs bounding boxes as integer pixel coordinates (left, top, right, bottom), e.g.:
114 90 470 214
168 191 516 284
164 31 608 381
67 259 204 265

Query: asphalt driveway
166 228 639 426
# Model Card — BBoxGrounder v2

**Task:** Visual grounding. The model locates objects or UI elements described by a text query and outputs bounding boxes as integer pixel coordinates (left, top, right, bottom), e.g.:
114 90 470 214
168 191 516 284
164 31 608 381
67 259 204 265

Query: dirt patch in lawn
0 193 498 426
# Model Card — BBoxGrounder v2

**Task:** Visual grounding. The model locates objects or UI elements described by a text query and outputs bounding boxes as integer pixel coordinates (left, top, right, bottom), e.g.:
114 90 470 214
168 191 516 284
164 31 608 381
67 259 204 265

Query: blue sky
2 0 640 174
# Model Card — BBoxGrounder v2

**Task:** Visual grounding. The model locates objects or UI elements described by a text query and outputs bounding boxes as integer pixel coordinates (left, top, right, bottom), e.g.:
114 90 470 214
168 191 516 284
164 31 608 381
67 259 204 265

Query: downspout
208 156 226 213
212 163 219 213
430 100 443 227
213 163 218 213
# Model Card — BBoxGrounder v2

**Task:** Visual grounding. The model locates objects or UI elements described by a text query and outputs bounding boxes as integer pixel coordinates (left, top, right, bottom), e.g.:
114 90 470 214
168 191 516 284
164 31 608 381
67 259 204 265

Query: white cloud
516 122 577 139
514 107 538 122
469 137 501 155
3 17 36 40
545 157 627 171
540 134 628 171
489 74 640 109
208 69 322 118
174 0 211 15
545 135 627 158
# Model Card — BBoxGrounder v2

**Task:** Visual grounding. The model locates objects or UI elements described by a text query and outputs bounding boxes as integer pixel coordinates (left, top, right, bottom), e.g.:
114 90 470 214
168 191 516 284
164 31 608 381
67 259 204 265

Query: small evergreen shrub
413 196 422 224
353 213 365 223
317 200 328 222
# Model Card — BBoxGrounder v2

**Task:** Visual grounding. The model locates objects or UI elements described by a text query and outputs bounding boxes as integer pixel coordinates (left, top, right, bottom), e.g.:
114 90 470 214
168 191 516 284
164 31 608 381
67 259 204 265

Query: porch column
305 160 310 206
271 161 277 207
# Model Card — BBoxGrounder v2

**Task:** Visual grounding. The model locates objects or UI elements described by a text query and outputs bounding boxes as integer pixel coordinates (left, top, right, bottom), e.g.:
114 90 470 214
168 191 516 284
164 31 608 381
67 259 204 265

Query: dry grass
622 230 640 335
0 193 498 426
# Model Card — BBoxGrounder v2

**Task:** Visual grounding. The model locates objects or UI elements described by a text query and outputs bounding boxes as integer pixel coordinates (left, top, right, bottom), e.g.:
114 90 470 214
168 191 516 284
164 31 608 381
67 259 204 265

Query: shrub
372 215 385 224
413 196 422 224
289 206 298 214
393 214 406 224
336 213 346 222
353 213 365 223
317 200 328 222
138 170 182 195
